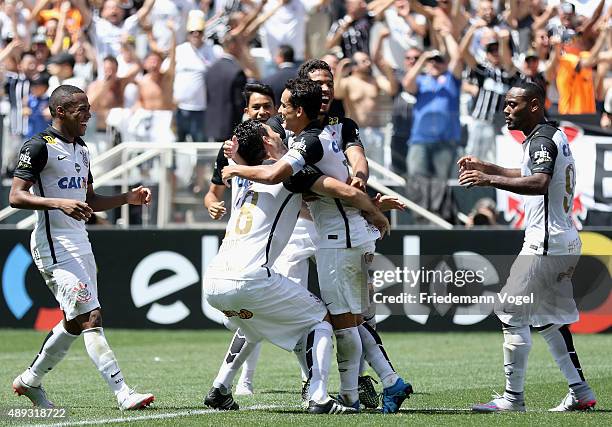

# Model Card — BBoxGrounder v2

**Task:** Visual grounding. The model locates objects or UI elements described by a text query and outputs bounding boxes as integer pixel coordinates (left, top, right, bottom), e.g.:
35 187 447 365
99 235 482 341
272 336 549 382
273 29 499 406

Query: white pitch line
25 405 283 427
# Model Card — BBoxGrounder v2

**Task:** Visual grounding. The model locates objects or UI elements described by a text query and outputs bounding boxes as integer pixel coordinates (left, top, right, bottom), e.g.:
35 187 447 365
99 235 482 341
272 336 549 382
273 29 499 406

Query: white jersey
13 127 93 268
206 163 322 280
281 117 380 249
520 122 581 255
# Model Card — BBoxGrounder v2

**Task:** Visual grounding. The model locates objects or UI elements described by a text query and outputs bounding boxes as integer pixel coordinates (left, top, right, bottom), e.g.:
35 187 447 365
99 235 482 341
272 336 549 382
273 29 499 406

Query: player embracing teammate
217 62 413 414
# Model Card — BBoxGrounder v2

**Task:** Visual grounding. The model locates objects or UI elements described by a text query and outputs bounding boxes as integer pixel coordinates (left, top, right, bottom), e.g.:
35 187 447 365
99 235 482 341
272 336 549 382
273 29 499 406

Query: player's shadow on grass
259 389 299 395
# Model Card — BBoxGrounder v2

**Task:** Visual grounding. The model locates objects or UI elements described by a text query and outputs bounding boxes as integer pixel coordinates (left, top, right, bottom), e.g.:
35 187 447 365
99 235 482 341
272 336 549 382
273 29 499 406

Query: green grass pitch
1 329 610 426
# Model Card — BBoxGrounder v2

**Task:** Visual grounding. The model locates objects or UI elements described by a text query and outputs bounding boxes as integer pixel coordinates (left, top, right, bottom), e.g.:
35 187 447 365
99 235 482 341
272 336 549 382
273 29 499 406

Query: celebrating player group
9 72 595 414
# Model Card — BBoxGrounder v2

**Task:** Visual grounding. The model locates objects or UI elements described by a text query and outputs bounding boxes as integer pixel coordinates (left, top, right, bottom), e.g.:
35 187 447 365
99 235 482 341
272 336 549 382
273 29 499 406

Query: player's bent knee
73 308 103 332
330 313 363 329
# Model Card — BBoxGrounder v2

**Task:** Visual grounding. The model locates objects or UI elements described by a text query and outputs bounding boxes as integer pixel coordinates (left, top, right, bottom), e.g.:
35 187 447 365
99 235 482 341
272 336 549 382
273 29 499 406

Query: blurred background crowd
0 0 611 226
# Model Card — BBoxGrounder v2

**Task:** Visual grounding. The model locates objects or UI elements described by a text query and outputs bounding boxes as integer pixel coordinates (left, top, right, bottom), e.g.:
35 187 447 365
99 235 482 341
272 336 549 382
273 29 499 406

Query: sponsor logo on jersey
328 116 339 125
533 145 552 165
42 135 56 145
57 155 67 161
222 309 253 319
331 140 340 153
17 150 32 169
58 176 88 189
293 137 307 156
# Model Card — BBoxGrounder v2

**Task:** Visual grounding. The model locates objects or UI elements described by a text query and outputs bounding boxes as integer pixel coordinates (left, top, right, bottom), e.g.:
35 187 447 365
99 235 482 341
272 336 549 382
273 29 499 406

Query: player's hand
364 209 390 238
348 176 367 192
127 185 152 205
208 201 226 220
373 193 406 212
58 200 93 221
458 170 491 188
457 155 485 173
221 165 237 186
223 136 238 160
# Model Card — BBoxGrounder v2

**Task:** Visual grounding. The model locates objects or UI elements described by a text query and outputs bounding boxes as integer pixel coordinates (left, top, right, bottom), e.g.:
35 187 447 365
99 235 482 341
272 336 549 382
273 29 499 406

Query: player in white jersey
9 85 154 410
458 81 596 412
204 84 318 396
203 118 389 414
223 77 413 413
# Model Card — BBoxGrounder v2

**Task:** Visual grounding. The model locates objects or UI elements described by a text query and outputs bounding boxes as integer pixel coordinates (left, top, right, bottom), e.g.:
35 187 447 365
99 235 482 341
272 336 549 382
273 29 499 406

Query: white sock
502 325 531 401
238 341 261 385
306 321 333 403
335 327 361 405
358 315 376 376
358 322 398 388
22 322 78 387
293 334 310 382
83 327 129 398
538 324 585 386
213 329 257 393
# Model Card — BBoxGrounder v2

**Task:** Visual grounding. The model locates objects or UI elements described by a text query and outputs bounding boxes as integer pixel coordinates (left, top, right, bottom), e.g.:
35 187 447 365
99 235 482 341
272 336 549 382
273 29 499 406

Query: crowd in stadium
0 0 610 220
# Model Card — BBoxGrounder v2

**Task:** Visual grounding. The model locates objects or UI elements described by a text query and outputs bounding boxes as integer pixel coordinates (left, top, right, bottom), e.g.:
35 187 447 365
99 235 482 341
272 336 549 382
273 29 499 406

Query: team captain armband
283 165 324 193
529 137 558 175
13 137 48 182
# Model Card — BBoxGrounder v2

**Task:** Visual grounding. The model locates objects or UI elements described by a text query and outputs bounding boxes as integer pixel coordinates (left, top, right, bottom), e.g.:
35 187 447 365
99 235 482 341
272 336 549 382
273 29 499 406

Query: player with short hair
204 83 318 396
459 81 596 412
223 76 412 413
204 115 389 413
9 85 154 410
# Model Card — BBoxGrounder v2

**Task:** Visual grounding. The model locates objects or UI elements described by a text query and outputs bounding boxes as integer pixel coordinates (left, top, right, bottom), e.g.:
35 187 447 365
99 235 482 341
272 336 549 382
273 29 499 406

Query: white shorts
204 272 327 351
496 247 579 327
315 241 376 315
38 254 100 321
273 220 317 288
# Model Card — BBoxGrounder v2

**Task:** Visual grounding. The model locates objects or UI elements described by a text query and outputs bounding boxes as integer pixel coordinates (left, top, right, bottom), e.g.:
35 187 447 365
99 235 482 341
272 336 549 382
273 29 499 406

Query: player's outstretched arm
457 155 521 178
85 184 152 212
459 170 550 195
345 145 369 191
222 160 293 185
10 177 93 221
311 175 390 236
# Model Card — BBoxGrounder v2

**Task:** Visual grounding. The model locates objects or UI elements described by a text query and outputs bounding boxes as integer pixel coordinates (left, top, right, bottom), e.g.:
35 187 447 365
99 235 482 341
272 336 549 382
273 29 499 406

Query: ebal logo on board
1 244 63 330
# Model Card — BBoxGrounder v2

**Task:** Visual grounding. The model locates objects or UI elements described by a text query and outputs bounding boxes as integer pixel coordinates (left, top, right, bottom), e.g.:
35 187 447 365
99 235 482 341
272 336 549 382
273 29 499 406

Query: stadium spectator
174 9 220 143
551 24 610 115
382 0 427 70
47 52 86 93
32 0 85 40
326 0 374 57
74 0 156 77
262 44 299 107
149 0 198 50
542 0 606 50
31 28 51 70
259 0 316 63
469 0 509 61
408 0 469 42
391 46 421 175
204 33 247 142
87 56 140 134
403 29 462 180
23 74 51 140
0 0 31 45
334 31 398 166
70 35 97 85
461 24 518 162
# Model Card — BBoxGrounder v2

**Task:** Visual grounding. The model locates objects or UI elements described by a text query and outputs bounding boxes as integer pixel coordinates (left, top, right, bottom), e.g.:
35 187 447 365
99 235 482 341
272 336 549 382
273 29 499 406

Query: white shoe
234 381 254 396
118 389 155 410
549 389 596 412
12 375 54 408
472 393 526 412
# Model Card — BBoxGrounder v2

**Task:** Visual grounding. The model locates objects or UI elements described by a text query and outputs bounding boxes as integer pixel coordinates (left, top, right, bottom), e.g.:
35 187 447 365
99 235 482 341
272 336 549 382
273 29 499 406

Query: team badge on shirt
80 150 89 168
73 282 92 303
533 145 552 165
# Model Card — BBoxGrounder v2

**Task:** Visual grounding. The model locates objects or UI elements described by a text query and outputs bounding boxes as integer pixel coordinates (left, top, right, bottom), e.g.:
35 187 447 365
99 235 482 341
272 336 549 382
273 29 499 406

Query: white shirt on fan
173 41 222 111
